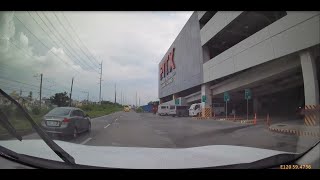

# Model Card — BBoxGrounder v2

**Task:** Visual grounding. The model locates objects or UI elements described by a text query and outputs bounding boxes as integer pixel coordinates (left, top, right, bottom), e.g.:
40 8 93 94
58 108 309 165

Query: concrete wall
200 11 243 46
203 12 320 83
198 11 206 20
158 12 203 98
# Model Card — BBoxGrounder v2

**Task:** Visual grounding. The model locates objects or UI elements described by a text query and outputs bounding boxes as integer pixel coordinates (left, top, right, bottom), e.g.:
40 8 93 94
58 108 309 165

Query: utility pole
99 61 103 104
19 88 22 96
39 73 43 108
69 77 74 107
135 91 137 107
139 96 140 107
114 83 117 104
121 90 122 105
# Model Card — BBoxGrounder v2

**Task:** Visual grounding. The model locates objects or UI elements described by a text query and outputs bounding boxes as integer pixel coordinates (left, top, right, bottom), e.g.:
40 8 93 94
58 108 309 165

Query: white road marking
104 124 111 128
115 118 118 121
80 137 92 145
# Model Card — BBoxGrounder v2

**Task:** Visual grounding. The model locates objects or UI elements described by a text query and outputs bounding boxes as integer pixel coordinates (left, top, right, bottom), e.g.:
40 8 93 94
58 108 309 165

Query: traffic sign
224 92 230 102
245 89 252 100
201 95 206 103
175 98 180 105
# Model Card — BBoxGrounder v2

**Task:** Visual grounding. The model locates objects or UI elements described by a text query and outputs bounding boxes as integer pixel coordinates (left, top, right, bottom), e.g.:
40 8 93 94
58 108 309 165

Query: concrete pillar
300 51 319 105
202 45 211 63
201 83 212 108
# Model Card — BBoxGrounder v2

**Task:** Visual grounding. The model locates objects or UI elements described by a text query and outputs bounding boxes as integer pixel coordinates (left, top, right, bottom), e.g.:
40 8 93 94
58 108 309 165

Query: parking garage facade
158 11 319 122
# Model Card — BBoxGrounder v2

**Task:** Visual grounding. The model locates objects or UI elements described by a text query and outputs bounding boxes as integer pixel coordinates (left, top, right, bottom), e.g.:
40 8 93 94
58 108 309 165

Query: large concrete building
158 11 319 118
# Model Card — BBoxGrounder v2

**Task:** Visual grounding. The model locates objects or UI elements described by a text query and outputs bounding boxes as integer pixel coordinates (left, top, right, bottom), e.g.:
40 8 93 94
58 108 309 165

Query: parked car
40 107 91 138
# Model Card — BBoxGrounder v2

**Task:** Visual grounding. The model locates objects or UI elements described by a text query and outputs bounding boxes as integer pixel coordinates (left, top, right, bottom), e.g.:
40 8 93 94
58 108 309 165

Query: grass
0 107 51 135
82 104 123 118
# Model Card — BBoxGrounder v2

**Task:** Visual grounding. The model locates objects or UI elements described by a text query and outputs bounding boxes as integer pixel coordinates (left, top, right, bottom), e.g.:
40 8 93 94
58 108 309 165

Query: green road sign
175 98 180 105
201 95 206 103
245 89 252 100
224 92 230 102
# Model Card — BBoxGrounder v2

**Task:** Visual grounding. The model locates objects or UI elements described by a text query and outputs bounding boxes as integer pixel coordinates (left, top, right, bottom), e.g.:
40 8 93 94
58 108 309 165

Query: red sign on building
160 48 175 80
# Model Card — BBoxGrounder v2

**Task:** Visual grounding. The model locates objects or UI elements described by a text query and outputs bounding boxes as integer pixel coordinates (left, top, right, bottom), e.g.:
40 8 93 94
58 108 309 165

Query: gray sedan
40 107 91 138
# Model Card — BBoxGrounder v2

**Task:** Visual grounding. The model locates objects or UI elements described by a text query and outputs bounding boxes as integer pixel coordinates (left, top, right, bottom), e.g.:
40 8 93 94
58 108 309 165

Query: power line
30 11 96 73
0 35 70 93
41 12 99 73
13 14 81 74
53 12 100 69
61 12 100 65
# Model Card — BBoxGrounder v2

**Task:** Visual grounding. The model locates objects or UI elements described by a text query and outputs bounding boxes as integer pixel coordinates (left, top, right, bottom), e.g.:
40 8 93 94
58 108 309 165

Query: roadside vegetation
0 92 122 136
0 105 53 135
80 101 123 118
135 107 143 113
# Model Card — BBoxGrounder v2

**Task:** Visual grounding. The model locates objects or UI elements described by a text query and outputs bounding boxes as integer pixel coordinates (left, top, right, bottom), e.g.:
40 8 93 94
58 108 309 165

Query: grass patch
0 107 51 135
82 104 123 118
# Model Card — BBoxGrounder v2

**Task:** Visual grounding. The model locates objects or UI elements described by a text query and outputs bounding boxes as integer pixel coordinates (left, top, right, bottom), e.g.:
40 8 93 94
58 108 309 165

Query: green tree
50 92 70 107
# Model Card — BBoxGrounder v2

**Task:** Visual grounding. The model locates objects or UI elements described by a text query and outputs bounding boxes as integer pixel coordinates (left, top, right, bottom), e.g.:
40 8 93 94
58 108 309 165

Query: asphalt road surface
22 110 319 153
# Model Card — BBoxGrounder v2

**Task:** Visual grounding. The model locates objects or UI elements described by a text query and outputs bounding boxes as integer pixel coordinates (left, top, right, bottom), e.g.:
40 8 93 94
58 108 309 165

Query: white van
157 105 170 116
189 103 202 117
169 105 189 117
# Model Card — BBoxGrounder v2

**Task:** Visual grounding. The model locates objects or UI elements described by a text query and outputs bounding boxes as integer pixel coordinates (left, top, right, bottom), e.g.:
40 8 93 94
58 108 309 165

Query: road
22 110 318 153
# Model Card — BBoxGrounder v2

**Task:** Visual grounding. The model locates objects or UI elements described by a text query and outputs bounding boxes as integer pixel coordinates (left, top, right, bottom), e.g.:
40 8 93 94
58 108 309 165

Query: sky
0 11 192 105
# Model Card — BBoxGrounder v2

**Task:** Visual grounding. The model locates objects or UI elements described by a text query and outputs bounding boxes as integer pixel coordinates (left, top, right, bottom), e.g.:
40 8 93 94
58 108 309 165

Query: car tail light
63 118 70 123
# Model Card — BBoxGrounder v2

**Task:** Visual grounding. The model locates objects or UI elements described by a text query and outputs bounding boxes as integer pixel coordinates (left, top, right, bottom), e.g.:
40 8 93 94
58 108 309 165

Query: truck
189 103 201 117
188 102 226 117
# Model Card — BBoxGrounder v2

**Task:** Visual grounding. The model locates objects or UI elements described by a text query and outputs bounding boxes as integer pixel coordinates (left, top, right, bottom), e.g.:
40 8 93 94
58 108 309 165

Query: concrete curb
268 126 320 137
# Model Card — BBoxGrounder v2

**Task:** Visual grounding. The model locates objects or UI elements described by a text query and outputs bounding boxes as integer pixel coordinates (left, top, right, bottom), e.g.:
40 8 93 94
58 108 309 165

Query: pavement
7 110 319 154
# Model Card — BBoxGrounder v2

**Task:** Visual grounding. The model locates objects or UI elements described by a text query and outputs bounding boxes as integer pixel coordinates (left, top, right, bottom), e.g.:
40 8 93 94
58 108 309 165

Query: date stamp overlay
280 164 312 169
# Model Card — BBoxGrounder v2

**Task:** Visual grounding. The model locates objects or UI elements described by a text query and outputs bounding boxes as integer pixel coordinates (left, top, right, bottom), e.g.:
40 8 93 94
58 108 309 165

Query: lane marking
80 137 92 145
104 124 111 128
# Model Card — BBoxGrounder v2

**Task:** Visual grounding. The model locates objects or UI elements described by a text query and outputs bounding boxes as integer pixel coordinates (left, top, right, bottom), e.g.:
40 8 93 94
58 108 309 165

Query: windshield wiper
0 89 76 165
0 109 22 141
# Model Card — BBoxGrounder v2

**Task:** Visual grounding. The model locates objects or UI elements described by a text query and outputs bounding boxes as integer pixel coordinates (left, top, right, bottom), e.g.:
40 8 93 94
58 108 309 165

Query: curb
268 126 320 137
239 120 255 124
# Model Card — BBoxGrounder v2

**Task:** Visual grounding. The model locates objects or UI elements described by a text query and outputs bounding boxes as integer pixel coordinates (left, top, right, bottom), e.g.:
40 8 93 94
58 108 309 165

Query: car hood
0 140 296 169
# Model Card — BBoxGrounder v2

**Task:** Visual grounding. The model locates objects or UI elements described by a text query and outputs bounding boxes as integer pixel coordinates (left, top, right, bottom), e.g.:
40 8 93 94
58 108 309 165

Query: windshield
1 11 319 169
46 108 71 116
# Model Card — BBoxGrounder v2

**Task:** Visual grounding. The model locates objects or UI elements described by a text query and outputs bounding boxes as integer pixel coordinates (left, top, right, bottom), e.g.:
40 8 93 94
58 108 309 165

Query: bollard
254 113 257 125
267 113 270 126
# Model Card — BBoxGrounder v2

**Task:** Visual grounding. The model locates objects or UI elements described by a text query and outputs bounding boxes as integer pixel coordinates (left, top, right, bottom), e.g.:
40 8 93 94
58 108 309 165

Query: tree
50 92 70 107
28 91 33 101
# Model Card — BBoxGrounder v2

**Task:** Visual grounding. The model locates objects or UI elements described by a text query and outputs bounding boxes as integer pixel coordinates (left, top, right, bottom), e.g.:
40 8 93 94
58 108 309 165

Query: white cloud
0 11 193 103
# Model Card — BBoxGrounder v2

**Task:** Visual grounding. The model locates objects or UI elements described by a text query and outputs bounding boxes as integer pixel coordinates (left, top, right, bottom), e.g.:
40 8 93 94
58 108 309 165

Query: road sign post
224 92 230 119
245 89 252 120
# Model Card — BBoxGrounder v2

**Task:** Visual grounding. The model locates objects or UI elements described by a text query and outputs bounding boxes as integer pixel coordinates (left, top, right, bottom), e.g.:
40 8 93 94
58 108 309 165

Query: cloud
0 11 193 104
